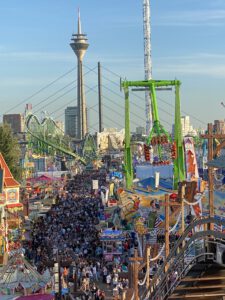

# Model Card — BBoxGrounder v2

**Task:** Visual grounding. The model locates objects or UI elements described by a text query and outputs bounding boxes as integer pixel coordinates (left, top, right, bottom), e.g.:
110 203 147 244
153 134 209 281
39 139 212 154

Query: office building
136 126 146 135
3 114 25 133
65 106 78 138
172 115 197 138
214 120 225 134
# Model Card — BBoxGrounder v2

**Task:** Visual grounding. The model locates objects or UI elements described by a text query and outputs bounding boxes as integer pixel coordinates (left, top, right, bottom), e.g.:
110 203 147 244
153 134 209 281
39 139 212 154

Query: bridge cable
83 64 173 127
33 67 97 115
51 84 99 119
4 67 76 114
32 80 75 110
88 87 142 128
33 85 76 115
51 85 98 117
53 102 99 125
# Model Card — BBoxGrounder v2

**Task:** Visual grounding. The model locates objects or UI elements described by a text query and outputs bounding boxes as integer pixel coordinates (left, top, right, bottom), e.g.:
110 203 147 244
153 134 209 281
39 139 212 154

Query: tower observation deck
70 11 89 140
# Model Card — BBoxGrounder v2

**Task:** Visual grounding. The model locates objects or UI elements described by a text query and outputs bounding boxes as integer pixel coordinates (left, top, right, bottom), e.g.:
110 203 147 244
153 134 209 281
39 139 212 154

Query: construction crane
143 0 153 135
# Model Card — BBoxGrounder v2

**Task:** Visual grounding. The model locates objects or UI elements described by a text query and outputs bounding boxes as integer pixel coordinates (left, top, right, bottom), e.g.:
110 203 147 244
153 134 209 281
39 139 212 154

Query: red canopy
27 175 52 182
0 153 20 188
5 203 23 208
169 193 178 200
16 294 54 300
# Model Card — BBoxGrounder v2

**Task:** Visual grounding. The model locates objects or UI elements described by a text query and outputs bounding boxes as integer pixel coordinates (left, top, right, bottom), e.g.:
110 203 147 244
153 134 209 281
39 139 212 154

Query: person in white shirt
112 273 119 288
106 273 112 287
92 265 98 281
103 266 108 283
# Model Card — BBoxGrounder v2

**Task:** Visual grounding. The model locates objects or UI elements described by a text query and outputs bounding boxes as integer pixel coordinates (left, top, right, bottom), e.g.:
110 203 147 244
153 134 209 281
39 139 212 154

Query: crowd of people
24 170 132 299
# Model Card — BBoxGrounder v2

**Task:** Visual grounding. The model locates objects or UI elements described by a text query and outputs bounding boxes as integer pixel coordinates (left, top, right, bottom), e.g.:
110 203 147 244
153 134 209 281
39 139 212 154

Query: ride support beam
181 276 225 282
174 82 185 189
201 123 220 230
176 284 225 290
146 246 151 290
149 83 159 122
165 193 170 272
129 249 143 300
123 79 181 88
201 124 225 230
124 87 133 188
181 184 185 244
208 123 214 230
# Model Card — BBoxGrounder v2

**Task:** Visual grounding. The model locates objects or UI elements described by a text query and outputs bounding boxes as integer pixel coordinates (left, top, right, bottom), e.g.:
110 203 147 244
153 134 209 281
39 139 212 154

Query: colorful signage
0 192 5 205
104 254 113 261
5 188 19 203
184 137 199 180
25 162 35 168
92 180 99 190
110 171 123 179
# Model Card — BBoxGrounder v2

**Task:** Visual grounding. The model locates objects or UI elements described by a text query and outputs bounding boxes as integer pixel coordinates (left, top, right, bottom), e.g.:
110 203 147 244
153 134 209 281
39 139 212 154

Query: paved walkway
97 281 114 299
71 282 114 299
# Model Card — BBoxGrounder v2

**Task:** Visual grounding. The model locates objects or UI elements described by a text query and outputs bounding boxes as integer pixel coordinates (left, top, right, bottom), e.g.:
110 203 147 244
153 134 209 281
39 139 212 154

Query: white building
181 116 190 136
97 128 125 153
172 115 197 138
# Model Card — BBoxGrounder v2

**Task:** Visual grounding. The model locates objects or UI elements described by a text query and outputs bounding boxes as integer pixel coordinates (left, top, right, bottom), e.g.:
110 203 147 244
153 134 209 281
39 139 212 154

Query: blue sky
1 0 225 132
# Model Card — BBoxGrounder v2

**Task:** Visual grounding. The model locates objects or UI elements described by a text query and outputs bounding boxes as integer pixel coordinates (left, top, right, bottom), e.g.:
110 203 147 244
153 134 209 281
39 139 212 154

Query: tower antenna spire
70 10 89 140
78 8 82 34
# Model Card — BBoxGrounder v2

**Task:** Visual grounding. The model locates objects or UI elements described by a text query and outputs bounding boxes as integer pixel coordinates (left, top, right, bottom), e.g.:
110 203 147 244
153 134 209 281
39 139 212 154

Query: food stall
100 229 125 262
0 153 23 263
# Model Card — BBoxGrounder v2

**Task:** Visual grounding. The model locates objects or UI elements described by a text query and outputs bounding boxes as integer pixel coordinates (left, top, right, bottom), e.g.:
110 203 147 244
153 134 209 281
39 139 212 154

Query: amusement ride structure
3 5 225 300
25 113 86 165
143 0 153 135
138 217 225 299
121 79 185 189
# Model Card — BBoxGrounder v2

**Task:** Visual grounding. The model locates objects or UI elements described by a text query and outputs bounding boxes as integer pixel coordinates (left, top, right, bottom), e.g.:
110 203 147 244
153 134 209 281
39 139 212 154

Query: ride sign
92 180 99 190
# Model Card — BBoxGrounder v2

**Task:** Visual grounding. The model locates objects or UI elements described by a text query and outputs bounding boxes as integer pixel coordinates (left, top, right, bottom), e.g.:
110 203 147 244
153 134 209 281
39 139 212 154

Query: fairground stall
100 229 125 263
0 153 23 264
0 249 51 297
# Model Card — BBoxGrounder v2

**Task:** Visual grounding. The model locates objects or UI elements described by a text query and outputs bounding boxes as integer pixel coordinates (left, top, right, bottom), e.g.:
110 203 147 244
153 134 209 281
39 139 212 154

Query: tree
0 123 21 180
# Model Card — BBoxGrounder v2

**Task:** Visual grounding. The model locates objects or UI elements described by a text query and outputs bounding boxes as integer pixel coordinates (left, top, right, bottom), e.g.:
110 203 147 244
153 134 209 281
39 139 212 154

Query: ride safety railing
139 217 225 300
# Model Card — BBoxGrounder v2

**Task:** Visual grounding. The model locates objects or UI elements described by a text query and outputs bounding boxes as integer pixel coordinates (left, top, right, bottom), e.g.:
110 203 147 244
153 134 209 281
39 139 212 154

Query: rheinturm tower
70 11 89 140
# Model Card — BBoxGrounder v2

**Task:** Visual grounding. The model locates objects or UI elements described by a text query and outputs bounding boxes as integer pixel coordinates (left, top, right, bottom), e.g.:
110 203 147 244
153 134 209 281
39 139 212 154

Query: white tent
0 251 50 294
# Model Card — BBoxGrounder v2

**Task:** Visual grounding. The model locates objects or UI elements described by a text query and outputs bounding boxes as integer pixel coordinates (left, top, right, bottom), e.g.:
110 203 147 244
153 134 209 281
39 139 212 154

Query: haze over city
1 0 225 131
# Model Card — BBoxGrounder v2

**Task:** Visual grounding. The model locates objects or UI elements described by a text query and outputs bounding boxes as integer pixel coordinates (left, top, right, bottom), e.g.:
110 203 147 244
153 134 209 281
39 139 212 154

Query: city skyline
1 1 225 132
